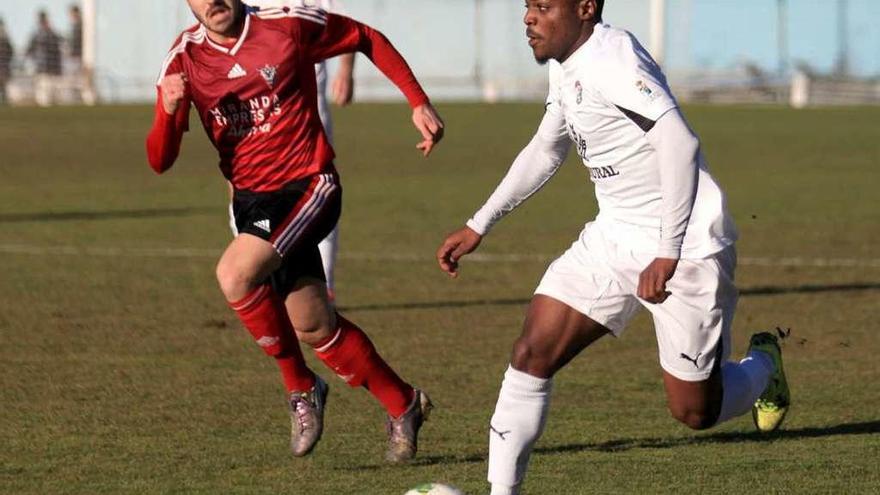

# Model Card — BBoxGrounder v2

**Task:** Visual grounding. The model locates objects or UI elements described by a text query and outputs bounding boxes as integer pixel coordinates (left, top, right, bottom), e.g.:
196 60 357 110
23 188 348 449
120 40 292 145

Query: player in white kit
233 0 355 300
436 2 791 494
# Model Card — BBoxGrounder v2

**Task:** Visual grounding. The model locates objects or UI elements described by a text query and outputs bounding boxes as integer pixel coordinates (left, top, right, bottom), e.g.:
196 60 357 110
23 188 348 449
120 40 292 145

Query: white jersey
546 23 736 257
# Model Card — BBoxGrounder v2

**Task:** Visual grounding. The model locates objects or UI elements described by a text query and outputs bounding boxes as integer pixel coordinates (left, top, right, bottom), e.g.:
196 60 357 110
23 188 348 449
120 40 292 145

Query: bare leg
283 276 337 346
511 295 611 377
664 352 773 431
215 233 280 302
662 369 723 430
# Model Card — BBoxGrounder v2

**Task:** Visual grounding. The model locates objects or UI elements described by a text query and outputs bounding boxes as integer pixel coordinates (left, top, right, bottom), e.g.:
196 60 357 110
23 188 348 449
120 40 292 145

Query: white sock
488 365 553 495
715 350 774 424
318 225 339 293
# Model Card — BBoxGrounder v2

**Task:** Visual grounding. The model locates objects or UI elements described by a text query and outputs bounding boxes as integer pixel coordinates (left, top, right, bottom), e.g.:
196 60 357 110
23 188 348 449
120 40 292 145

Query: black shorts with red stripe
233 172 341 293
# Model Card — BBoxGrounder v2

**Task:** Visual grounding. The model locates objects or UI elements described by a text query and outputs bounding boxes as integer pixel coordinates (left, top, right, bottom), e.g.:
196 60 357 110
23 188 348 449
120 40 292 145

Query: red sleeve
303 14 429 109
145 88 190 174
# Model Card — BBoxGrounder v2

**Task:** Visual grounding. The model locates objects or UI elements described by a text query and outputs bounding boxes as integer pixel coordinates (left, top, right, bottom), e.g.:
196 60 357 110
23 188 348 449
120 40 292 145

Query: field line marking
0 244 878 268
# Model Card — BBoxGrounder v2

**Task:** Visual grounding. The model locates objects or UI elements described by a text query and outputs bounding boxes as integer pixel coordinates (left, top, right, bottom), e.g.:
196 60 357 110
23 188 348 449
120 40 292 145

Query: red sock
229 285 315 393
313 314 415 417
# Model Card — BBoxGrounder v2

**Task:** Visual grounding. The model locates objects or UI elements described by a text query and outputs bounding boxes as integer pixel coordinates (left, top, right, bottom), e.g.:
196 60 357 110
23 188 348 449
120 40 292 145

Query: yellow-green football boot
749 331 791 433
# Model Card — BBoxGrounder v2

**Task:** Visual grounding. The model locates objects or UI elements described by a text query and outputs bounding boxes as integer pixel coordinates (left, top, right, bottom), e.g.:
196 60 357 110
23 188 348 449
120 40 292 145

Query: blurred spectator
0 18 13 105
27 10 62 75
26 10 63 105
67 3 95 104
68 4 82 68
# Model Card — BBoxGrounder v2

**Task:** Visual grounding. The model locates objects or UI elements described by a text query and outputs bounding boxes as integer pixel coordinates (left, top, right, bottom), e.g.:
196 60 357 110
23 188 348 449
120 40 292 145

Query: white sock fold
488 365 553 495
715 351 774 425
318 225 339 293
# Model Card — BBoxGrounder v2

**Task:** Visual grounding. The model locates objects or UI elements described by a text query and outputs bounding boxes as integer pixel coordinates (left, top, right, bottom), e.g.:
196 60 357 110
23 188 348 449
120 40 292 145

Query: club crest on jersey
636 80 658 101
259 64 278 88
574 80 583 104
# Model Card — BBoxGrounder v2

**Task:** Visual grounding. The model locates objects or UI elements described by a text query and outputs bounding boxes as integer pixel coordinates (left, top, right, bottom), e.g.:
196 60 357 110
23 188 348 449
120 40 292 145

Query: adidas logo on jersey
227 63 247 79
254 219 271 232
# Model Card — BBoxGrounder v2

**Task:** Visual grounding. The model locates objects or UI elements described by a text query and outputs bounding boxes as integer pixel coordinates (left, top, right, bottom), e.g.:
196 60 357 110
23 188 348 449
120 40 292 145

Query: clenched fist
160 72 188 115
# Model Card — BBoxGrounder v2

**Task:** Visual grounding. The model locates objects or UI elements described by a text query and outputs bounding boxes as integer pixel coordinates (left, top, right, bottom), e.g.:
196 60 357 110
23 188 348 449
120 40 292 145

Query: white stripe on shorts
274 173 337 255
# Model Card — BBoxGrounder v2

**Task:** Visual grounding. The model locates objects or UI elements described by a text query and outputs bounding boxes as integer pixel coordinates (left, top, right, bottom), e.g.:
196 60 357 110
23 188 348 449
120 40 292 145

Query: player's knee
216 259 256 301
295 322 334 346
510 337 553 378
292 313 336 347
669 405 717 431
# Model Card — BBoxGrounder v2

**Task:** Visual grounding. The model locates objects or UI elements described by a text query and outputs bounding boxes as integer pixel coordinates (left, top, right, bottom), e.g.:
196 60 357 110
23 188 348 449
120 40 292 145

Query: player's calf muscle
669 405 720 431
664 373 723 430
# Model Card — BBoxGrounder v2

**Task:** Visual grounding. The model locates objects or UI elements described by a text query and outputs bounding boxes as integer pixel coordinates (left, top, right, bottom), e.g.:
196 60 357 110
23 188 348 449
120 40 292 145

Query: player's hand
160 72 187 115
412 103 445 157
436 226 482 278
638 257 678 303
331 73 354 106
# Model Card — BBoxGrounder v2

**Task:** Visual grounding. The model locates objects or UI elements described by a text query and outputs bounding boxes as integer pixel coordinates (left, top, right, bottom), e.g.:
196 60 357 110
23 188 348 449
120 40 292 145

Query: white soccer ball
403 482 465 495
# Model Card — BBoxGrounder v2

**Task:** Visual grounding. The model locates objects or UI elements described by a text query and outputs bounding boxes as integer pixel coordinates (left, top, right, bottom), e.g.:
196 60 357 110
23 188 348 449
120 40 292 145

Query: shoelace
292 397 314 432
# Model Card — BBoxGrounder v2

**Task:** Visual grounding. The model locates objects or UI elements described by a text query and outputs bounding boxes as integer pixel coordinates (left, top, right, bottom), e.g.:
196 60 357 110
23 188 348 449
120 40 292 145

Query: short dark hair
596 0 605 21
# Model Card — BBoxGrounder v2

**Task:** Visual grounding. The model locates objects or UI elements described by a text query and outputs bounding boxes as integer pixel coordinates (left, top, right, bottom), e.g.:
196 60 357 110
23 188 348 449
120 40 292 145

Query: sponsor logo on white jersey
574 80 583 105
636 80 659 101
227 63 247 79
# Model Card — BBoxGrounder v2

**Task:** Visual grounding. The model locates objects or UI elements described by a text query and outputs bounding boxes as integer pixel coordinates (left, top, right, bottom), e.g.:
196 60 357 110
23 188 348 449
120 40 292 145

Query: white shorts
534 222 738 381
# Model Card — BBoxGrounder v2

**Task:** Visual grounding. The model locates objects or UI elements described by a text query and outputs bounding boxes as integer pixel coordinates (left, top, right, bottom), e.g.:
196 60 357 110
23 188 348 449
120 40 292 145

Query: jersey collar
561 23 606 70
201 12 251 56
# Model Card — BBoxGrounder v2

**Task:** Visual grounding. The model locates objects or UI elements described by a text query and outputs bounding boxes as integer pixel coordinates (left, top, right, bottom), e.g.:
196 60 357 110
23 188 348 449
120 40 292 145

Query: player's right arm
145 73 190 174
437 103 569 277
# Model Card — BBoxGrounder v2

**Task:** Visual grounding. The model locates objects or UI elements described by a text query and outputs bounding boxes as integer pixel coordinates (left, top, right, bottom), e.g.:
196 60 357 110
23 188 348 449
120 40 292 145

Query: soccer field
1 103 878 494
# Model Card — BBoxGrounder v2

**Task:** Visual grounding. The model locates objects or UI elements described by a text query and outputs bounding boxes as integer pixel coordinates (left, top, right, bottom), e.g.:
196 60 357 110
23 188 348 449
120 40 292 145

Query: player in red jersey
146 0 444 462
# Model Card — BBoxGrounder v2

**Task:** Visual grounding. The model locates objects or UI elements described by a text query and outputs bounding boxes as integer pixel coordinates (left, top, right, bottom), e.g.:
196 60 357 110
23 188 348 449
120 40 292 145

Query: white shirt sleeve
467 98 570 236
594 33 677 123
645 108 700 259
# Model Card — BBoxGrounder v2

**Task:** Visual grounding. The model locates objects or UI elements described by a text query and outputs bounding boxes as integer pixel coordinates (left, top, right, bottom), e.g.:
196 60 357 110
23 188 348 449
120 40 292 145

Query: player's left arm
325 0 355 105
331 53 355 106
594 40 697 303
302 13 444 156
638 109 700 303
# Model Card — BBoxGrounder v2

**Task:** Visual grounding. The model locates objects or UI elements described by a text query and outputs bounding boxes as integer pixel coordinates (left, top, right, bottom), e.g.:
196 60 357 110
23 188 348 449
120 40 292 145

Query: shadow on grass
0 206 216 223
343 420 880 470
533 420 880 456
339 283 880 313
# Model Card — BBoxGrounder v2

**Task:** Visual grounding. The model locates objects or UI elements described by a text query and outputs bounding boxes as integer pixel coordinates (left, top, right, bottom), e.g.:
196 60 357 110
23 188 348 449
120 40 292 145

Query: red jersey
146 7 429 192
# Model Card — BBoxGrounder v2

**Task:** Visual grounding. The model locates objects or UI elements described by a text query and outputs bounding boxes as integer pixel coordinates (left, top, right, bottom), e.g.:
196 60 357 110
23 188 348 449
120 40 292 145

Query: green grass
1 103 879 494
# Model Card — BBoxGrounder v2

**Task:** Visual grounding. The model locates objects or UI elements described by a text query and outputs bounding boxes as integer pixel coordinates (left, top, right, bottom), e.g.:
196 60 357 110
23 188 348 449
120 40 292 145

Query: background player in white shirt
235 0 354 300
436 2 791 494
